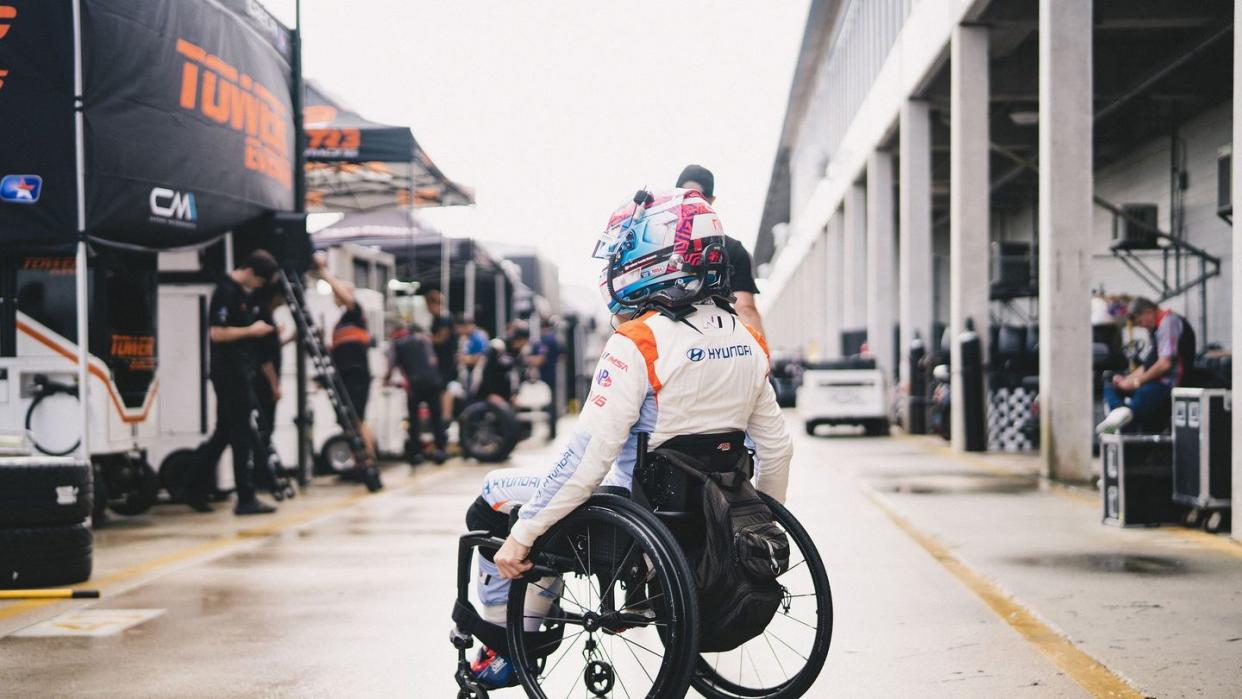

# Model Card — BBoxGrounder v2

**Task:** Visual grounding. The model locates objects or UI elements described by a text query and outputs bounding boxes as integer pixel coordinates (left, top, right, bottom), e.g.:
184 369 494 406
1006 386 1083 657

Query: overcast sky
264 1 809 287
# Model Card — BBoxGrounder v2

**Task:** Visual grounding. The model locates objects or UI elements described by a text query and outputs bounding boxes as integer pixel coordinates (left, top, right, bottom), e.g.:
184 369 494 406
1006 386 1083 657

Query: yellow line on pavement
892 432 1242 559
0 479 417 624
862 486 1143 699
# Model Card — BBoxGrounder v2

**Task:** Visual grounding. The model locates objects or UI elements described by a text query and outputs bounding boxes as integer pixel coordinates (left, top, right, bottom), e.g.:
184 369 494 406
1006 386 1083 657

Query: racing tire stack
0 458 94 589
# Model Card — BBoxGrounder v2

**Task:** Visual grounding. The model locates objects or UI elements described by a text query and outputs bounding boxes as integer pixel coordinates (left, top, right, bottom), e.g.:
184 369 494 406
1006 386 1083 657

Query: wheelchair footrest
451 598 569 660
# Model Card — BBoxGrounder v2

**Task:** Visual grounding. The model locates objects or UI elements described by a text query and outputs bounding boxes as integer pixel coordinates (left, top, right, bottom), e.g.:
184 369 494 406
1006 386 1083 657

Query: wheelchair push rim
692 494 833 699
506 500 699 698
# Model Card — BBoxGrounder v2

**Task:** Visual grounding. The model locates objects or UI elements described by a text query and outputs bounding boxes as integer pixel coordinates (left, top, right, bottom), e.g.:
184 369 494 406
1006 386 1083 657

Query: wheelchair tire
692 493 833 699
458 402 519 464
506 494 700 698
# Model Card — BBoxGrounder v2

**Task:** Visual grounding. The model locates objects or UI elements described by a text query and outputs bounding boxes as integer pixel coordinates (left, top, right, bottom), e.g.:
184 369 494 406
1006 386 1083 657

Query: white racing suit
475 302 793 628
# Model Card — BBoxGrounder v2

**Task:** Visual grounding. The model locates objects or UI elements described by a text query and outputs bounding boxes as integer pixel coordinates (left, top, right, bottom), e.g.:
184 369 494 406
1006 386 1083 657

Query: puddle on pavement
879 474 1037 496
1009 553 1190 576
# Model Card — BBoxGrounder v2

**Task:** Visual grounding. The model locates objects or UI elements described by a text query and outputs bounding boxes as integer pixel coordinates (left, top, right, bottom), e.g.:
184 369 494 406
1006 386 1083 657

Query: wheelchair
450 432 833 698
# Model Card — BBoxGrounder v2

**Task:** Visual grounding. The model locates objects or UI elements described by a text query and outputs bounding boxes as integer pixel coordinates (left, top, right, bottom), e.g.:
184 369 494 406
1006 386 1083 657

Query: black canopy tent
0 0 304 458
303 81 472 212
313 209 516 337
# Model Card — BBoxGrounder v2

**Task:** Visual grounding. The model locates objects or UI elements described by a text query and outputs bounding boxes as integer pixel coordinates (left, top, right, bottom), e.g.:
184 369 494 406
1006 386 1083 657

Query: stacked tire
0 458 94 589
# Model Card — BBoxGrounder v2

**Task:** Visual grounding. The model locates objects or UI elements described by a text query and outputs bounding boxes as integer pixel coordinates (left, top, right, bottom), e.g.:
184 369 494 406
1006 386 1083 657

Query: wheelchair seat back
635 430 750 516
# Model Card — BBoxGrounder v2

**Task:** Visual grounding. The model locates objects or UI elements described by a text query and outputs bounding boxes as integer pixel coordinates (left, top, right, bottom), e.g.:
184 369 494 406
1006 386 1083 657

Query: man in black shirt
188 249 280 515
387 323 448 464
425 290 457 434
676 164 765 333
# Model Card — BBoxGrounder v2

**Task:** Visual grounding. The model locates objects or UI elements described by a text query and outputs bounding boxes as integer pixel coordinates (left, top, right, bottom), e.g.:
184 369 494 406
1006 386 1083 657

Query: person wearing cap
676 164 765 333
187 249 281 515
1097 296 1195 434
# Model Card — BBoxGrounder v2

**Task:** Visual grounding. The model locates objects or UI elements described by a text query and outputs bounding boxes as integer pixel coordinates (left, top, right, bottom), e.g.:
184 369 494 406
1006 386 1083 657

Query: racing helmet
594 188 731 315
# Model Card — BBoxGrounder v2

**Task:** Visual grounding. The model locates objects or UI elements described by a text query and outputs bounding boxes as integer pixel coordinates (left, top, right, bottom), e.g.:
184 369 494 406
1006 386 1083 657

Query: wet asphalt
1 414 1239 698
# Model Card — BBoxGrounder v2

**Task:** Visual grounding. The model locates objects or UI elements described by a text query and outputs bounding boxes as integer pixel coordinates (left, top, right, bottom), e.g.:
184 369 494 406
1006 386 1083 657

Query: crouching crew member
1098 296 1196 434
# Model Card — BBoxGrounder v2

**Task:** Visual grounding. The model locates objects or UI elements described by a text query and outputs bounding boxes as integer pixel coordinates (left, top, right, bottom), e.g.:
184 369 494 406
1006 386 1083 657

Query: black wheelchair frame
449 434 833 698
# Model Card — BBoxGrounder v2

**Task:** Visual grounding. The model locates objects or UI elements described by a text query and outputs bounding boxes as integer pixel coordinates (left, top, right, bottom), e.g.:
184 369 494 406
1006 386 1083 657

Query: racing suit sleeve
508 334 648 548
746 364 792 504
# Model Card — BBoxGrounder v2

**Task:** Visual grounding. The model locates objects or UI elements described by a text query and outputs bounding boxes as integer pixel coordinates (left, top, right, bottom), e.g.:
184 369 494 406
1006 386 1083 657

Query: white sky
264 1 809 287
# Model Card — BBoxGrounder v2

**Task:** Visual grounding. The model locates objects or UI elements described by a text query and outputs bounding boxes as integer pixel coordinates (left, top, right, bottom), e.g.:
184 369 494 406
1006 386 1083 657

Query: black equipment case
1100 433 1177 527
1171 388 1232 511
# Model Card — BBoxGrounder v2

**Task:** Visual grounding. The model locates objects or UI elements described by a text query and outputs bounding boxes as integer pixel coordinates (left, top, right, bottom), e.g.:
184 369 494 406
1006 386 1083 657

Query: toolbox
1100 433 1177 527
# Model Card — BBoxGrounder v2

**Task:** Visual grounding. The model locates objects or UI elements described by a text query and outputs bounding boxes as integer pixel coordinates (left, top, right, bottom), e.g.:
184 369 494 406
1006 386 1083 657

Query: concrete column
900 100 934 393
824 217 843 359
811 234 828 361
842 183 868 332
867 152 896 378
949 25 990 452
1038 0 1094 481
1232 0 1242 541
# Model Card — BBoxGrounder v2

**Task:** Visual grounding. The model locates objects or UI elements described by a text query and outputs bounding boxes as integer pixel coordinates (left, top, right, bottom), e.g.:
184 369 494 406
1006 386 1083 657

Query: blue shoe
470 646 519 689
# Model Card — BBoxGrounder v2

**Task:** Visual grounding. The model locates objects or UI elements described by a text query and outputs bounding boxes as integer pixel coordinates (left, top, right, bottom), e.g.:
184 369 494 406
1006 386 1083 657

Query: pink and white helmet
593 188 731 315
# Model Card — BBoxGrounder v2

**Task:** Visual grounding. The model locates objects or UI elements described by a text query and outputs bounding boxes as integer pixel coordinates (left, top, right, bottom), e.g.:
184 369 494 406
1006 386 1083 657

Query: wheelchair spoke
763 628 810 662
531 581 589 615
781 558 807 576
616 590 663 611
775 609 818 632
613 632 664 661
618 631 656 684
540 630 586 679
532 628 586 659
600 539 637 605
565 534 592 597
596 637 633 699
762 630 790 682
744 644 763 688
524 614 582 627
587 527 595 613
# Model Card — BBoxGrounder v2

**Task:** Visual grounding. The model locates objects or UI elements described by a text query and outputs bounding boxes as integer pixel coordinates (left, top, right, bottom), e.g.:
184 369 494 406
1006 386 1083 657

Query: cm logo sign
149 187 197 222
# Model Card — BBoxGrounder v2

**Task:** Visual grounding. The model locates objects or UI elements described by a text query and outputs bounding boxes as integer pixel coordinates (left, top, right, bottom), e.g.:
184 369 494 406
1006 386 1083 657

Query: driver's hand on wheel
495 537 532 580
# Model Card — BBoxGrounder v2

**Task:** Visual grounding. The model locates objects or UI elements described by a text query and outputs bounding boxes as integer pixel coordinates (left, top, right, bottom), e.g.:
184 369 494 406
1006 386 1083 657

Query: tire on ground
318 434 357 475
0 523 93 589
159 449 200 501
0 458 93 527
106 459 160 516
458 402 519 463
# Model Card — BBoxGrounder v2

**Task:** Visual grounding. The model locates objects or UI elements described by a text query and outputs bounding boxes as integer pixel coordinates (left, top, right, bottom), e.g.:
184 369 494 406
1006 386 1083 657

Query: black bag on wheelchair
647 443 790 653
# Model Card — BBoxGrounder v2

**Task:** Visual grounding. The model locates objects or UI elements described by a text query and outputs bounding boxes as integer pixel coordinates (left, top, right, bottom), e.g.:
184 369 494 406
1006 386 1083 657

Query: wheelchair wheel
692 494 832 699
507 495 699 698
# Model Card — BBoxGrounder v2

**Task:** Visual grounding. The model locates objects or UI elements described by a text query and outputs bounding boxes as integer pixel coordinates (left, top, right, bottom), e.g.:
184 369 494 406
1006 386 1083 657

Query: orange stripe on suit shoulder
745 324 771 361
617 311 661 393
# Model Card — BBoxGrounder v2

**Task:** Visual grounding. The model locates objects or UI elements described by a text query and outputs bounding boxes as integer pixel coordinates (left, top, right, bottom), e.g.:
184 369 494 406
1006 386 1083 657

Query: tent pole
441 237 452 312
495 272 505 337
292 0 310 482
464 261 476 323
71 0 90 462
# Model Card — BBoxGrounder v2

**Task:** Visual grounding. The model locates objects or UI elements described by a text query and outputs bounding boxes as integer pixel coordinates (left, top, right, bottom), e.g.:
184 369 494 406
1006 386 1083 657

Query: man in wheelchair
460 189 794 692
